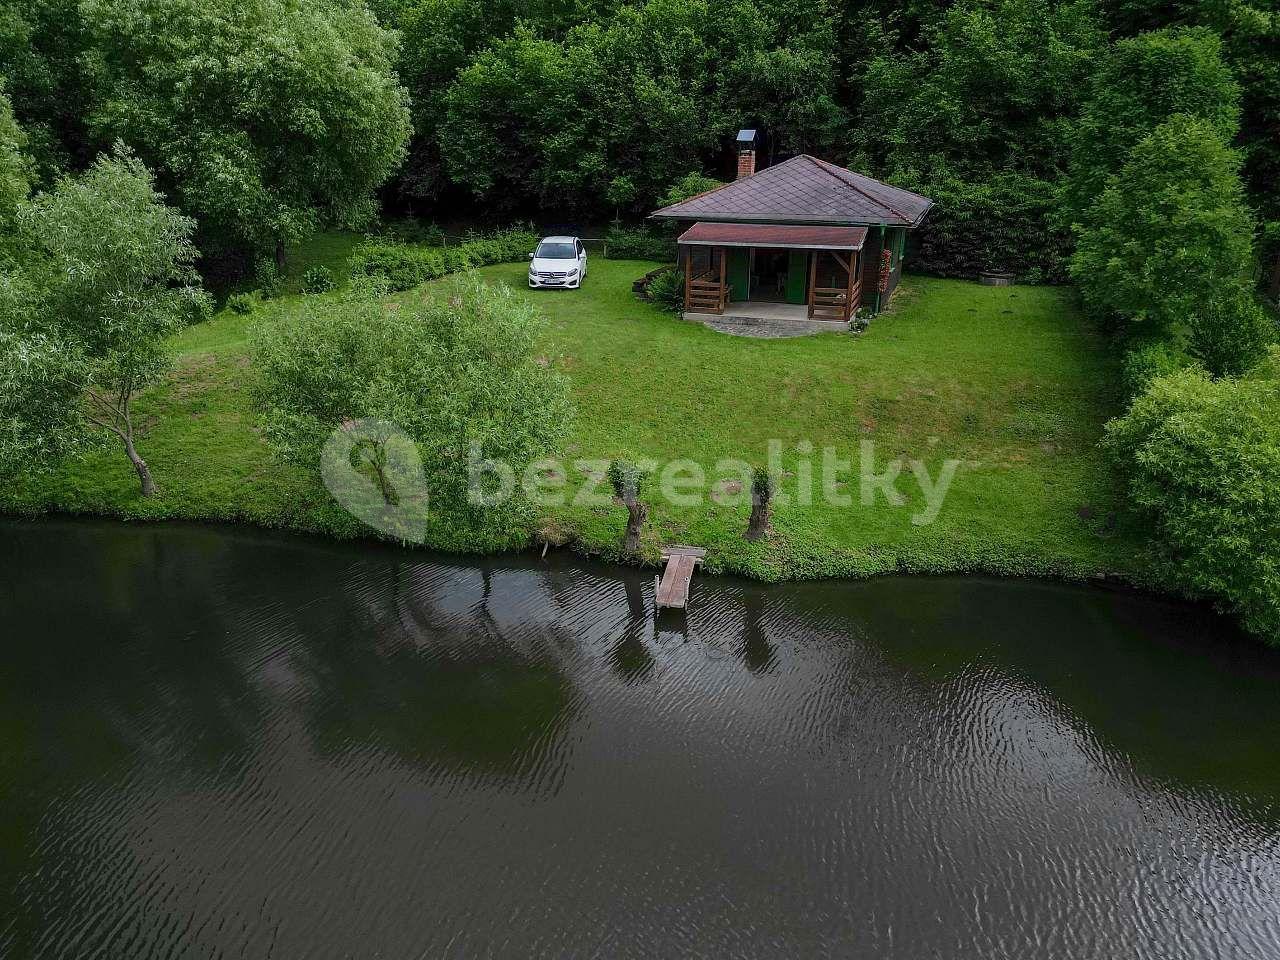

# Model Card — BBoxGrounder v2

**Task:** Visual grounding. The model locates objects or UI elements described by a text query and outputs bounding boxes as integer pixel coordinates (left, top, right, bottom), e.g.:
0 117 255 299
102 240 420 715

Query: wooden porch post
851 252 862 314
844 250 856 323
807 251 818 318
717 245 727 313
684 247 692 312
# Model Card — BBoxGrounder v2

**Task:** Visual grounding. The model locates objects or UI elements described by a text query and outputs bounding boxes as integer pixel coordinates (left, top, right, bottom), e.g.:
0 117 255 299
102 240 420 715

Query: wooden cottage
649 131 933 328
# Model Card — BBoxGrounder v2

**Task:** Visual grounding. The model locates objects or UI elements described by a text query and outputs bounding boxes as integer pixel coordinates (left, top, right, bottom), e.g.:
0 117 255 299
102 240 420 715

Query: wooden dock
655 546 706 610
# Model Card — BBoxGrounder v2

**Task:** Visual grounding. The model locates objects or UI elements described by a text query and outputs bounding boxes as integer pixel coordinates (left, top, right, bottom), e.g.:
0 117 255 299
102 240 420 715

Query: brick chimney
736 129 758 180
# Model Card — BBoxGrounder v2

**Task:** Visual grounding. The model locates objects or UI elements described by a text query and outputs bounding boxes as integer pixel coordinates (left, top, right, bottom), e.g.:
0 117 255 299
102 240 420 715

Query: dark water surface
2 520 1279 959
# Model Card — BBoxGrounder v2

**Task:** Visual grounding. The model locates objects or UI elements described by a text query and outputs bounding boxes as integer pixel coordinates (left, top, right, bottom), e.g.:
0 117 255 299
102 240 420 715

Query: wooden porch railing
680 246 863 321
684 248 728 314
687 278 727 312
807 251 862 323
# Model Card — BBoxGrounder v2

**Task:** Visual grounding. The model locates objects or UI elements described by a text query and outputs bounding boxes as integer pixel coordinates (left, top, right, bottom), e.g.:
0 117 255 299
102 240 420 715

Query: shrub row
604 226 675 262
347 227 541 292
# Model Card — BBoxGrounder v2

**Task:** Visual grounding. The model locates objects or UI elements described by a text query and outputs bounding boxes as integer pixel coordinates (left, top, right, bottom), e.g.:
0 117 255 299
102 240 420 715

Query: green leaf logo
320 418 430 543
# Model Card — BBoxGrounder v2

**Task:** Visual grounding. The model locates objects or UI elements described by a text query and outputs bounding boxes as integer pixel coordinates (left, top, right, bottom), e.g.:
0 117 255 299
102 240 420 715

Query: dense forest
1 0 1279 641
0 0 1276 283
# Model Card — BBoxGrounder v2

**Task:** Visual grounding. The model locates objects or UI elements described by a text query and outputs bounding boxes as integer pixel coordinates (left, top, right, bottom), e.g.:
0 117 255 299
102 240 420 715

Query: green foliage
0 147 209 487
607 459 647 502
1 0 1273 289
1091 1 1280 229
1070 115 1255 362
388 0 575 200
301 265 336 296
751 466 778 501
644 266 684 311
83 0 411 260
0 84 32 257
255 258 284 300
1104 359 1280 643
398 0 852 211
227 292 255 315
1266 221 1280 255
658 171 724 208
348 241 445 292
606 175 637 214
0 325 89 468
605 226 674 262
1267 222 1280 301
1230 7 1280 227
252 276 573 549
0 0 95 180
861 0 1102 179
252 294 397 464
347 228 539 292
1122 338 1198 399
712 0 849 157
381 218 446 246
438 3 723 214
1189 289 1276 378
899 170 1072 280
1065 27 1241 225
11 146 210 346
858 0 1102 279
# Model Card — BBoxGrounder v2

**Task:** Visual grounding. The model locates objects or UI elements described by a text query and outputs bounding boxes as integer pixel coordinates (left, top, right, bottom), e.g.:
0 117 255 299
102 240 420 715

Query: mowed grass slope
1 244 1147 582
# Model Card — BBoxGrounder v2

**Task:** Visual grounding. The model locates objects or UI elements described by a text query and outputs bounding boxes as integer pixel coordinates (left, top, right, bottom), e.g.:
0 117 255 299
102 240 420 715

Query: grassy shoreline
1 240 1153 587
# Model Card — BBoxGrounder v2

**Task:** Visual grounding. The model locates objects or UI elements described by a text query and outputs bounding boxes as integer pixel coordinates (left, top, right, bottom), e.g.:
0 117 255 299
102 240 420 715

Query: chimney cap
736 129 758 145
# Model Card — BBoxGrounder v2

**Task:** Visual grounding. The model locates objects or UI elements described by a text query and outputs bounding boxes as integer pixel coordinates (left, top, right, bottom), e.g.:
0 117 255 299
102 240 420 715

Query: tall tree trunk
746 489 772 541
123 434 157 498
274 236 287 274
622 499 647 556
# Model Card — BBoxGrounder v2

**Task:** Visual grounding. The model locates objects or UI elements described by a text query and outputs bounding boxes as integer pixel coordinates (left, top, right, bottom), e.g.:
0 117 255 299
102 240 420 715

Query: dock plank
656 554 697 609
661 545 707 560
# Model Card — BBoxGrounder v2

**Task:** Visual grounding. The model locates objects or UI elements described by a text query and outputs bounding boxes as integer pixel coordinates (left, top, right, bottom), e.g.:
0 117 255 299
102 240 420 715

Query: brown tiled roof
678 222 867 250
651 155 933 228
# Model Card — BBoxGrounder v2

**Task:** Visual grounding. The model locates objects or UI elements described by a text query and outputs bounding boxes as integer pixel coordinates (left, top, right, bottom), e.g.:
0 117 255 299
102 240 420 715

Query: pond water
1 520 1279 959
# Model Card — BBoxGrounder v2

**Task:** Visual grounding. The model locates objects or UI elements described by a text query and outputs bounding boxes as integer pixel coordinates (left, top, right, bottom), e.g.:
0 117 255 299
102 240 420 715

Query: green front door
727 248 751 301
785 251 808 304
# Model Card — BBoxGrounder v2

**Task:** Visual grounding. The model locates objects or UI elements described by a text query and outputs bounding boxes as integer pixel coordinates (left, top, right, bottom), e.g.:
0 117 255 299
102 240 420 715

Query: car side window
576 241 584 257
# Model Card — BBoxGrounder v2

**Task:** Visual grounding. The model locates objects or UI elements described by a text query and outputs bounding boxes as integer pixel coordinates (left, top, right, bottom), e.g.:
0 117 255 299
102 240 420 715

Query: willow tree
0 147 209 495
745 467 777 541
0 85 31 257
253 277 573 550
607 460 649 557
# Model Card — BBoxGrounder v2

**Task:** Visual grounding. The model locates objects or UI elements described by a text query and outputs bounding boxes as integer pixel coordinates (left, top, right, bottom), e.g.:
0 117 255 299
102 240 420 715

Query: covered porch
677 222 867 325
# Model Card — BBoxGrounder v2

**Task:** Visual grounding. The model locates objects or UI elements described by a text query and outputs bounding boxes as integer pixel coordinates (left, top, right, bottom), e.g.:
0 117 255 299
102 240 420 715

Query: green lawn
0 241 1150 583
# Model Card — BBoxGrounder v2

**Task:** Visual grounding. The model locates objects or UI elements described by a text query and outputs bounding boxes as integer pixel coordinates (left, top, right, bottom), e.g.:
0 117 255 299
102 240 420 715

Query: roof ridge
648 153 933 227
803 155 911 223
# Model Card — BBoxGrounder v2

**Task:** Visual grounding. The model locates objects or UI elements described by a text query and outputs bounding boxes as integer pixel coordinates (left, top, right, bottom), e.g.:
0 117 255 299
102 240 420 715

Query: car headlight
566 268 578 277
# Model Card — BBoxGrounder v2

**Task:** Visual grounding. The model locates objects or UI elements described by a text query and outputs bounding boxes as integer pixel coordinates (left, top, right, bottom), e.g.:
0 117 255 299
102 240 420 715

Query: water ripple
2 521 1279 959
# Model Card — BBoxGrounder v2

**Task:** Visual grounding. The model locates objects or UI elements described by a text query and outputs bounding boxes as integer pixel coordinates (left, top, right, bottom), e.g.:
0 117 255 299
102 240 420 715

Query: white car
528 236 588 289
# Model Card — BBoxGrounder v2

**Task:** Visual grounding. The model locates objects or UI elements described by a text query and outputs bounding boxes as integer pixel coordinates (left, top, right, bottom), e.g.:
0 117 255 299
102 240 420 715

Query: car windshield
536 242 577 260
